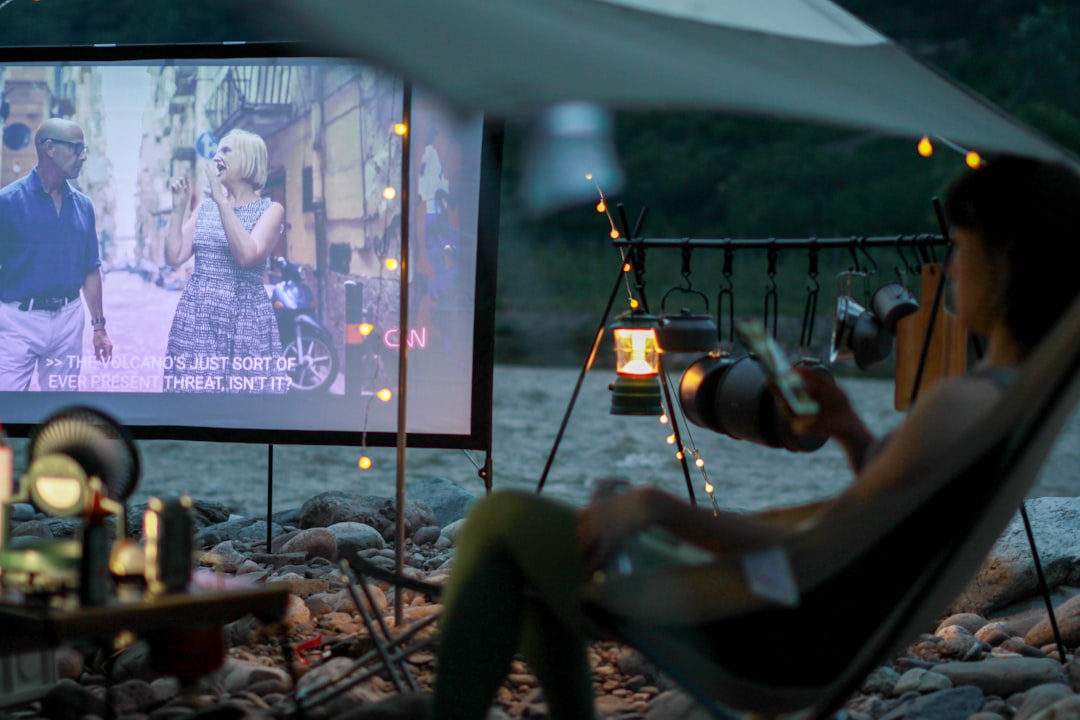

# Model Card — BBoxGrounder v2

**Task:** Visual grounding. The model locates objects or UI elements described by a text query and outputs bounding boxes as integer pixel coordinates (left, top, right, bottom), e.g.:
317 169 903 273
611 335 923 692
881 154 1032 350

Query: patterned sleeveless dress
164 196 288 393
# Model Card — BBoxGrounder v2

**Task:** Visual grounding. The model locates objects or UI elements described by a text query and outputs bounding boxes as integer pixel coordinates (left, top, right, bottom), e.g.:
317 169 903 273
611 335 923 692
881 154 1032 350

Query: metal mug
870 281 919 334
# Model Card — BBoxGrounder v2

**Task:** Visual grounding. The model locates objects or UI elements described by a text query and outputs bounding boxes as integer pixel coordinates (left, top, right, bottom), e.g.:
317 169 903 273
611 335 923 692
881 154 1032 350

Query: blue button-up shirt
0 167 100 302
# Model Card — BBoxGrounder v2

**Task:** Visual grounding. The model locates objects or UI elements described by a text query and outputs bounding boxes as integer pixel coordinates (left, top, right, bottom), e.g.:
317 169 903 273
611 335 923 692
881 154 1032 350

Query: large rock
406 477 476 528
196 517 288 548
1014 683 1075 720
331 522 387 567
951 498 1080 616
128 499 232 537
931 658 1068 697
40 679 108 720
278 527 337 560
1028 696 1080 720
299 491 436 538
878 686 984 720
1025 593 1080 648
300 492 395 531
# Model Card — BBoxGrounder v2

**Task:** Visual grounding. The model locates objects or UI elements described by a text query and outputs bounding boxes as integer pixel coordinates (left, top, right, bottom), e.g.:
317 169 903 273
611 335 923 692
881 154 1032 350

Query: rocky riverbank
5 484 1080 720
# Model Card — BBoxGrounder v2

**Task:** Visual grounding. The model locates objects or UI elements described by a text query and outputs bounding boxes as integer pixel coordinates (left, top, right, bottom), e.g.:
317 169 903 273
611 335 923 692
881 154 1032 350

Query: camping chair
583 290 1080 719
286 560 443 714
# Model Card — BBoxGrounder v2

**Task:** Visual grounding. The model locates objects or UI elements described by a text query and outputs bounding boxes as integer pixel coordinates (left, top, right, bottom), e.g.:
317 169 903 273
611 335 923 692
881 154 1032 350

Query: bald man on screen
0 118 112 391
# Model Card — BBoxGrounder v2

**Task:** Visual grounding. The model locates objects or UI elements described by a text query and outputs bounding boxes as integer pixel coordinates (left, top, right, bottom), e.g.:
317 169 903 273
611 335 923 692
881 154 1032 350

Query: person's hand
169 176 191 212
93 329 113 364
576 488 654 571
781 366 858 438
204 165 228 206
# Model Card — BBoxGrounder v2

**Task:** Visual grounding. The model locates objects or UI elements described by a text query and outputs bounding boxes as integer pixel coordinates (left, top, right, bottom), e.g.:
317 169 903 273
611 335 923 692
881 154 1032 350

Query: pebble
7 486 1080 720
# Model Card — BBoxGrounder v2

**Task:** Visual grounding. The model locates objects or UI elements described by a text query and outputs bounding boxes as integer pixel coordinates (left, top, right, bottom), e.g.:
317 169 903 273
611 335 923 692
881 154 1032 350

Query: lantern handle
660 285 710 315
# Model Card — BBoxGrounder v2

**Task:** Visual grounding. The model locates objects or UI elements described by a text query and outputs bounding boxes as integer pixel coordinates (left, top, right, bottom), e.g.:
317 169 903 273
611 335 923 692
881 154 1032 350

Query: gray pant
0 299 85 391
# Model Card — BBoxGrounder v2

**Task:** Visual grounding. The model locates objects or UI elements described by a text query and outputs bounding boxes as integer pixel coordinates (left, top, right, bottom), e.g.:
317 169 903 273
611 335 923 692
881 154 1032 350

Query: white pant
0 300 85 392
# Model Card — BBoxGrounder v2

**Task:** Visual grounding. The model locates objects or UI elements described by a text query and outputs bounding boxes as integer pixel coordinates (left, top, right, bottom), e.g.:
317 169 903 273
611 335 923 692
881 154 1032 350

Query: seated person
431 156 1080 720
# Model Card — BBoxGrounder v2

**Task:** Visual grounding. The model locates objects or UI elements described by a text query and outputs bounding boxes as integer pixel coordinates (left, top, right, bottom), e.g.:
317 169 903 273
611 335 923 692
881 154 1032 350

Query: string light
383 187 397 200
359 323 374 336
622 262 632 273
377 388 392 401
703 481 714 494
628 298 639 309
358 456 372 470
394 123 408 136
610 229 620 239
596 201 606 213
386 258 399 271
675 451 684 460
666 434 676 445
659 414 669 425
917 136 934 157
928 134 986 170
695 457 705 468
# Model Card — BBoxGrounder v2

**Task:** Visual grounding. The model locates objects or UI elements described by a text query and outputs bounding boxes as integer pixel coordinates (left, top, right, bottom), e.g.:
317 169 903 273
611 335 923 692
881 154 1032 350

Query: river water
55 365 1064 518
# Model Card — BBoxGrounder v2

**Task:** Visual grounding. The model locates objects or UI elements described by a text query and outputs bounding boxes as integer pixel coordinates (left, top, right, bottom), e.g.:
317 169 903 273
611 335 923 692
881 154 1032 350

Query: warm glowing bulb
695 457 705 468
966 151 982 169
622 262 632 272
596 201 606 213
383 187 397 200
377 388 393 401
917 136 934 157
628 298 639 309
659 414 669 425
585 173 593 180
360 323 374 336
358 456 372 470
704 482 714 494
610 229 620 239
386 258 399 271
394 123 408 136
675 451 684 460
666 434 676 445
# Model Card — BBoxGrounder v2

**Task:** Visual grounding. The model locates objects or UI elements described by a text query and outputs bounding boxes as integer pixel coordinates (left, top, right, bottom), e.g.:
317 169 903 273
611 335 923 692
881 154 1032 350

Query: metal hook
680 240 693 290
717 243 735 347
799 242 819 355
856 239 878 275
895 236 919 276
806 241 820 293
764 241 778 338
847 240 861 273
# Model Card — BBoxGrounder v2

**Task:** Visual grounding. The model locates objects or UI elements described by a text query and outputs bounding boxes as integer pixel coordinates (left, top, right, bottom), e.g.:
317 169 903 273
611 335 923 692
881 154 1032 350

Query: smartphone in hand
735 318 820 417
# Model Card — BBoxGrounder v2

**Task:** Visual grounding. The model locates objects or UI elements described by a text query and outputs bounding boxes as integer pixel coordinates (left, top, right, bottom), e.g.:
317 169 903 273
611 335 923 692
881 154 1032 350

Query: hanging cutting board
894 263 968 411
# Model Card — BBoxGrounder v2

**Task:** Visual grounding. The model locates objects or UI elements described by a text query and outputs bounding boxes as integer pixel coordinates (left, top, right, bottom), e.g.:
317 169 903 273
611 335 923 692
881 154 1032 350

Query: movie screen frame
0 42 501 450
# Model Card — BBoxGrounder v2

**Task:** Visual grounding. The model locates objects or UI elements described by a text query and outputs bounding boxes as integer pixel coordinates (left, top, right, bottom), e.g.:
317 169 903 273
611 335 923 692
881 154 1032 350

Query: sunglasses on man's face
43 138 88 156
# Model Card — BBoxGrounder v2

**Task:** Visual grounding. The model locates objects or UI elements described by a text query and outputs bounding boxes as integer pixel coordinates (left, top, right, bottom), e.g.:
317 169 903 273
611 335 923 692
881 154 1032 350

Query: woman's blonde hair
219 129 268 190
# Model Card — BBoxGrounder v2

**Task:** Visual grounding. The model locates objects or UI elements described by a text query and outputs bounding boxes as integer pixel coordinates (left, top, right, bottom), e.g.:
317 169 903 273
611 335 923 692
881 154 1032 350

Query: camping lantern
609 309 662 415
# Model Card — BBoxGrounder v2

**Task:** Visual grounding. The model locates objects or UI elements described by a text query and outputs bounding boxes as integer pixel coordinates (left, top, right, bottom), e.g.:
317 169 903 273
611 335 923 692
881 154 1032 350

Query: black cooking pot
680 355 830 452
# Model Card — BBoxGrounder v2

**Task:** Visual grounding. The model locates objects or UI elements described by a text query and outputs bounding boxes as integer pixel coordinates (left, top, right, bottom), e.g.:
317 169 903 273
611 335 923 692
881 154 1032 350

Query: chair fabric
584 290 1080 718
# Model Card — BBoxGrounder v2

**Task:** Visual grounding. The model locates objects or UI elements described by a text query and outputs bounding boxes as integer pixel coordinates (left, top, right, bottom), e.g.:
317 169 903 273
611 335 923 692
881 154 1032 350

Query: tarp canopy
271 0 1076 168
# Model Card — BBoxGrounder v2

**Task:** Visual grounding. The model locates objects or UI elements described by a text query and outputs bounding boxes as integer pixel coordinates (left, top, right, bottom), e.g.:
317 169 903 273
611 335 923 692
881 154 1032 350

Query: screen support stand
393 81 414 627
266 444 274 550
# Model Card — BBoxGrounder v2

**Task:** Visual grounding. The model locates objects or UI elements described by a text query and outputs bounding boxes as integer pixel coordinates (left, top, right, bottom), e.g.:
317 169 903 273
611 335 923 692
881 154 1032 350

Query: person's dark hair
944 155 1080 352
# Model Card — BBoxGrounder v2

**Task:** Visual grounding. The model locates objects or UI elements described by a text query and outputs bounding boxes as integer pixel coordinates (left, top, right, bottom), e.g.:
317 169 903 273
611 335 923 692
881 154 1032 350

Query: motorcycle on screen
270 257 340 393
